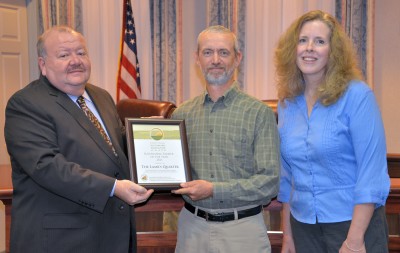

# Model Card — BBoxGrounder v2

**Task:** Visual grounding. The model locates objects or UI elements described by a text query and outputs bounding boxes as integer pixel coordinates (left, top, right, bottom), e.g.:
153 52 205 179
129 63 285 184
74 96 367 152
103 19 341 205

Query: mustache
207 66 224 70
68 65 86 72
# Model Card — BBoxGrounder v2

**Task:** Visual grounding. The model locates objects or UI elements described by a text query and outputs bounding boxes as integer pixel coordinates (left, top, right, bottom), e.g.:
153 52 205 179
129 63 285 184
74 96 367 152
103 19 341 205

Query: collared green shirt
172 82 280 209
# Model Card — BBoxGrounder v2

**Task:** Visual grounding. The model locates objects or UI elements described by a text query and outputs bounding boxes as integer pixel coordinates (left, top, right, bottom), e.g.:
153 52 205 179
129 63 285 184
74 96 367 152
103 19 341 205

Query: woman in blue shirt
275 10 390 253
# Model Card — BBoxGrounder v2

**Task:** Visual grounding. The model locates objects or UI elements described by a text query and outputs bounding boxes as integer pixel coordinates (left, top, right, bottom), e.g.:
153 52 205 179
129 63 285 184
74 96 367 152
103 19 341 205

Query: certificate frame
125 118 192 191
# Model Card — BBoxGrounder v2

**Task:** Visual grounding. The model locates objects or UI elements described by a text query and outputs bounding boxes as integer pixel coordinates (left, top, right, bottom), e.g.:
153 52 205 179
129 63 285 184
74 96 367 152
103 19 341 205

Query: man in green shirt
171 25 280 253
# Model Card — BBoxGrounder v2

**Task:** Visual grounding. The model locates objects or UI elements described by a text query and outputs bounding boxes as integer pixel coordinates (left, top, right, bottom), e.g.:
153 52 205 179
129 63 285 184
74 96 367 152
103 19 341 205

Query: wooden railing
1 153 400 253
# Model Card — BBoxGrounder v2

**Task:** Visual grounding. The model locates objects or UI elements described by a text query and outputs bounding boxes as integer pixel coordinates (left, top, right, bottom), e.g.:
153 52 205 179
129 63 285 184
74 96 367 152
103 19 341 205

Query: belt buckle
205 212 209 221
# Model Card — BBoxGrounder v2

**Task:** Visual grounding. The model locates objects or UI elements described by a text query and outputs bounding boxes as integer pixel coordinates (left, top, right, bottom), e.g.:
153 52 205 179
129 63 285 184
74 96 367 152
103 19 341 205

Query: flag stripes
117 0 141 101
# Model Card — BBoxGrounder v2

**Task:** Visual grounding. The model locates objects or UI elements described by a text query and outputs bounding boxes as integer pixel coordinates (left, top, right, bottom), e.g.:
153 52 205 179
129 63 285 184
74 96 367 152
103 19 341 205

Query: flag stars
117 0 141 99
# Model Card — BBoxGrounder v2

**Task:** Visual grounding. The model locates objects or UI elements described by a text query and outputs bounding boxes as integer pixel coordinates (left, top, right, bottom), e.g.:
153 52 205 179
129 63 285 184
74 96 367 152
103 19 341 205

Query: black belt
184 202 262 222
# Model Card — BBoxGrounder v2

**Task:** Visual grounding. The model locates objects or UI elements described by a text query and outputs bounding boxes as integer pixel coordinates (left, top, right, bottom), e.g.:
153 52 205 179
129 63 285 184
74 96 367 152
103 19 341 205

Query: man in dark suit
4 26 153 253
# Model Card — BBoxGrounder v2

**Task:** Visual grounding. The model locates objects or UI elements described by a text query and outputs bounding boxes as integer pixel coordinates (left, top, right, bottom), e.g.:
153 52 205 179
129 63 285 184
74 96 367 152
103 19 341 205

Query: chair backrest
116 98 177 125
262 99 278 122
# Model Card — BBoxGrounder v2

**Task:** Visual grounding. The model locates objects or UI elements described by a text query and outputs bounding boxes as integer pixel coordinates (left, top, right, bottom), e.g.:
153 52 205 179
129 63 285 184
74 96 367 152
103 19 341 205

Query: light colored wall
76 0 400 153
374 0 400 154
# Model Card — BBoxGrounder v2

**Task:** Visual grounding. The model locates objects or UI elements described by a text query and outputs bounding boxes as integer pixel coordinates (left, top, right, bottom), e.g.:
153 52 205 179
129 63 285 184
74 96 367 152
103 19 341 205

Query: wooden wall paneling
388 154 400 178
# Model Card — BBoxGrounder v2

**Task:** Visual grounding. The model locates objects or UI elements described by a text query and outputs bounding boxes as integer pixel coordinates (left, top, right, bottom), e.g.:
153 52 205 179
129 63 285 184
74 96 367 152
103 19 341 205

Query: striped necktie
76 96 118 157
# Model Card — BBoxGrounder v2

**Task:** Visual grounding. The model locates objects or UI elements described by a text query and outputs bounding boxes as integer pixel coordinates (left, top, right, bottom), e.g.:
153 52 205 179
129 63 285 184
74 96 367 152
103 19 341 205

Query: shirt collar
68 90 92 103
202 81 241 106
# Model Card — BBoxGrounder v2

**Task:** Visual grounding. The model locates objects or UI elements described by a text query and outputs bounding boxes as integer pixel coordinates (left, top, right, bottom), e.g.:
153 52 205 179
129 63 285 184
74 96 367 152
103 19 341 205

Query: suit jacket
4 76 136 253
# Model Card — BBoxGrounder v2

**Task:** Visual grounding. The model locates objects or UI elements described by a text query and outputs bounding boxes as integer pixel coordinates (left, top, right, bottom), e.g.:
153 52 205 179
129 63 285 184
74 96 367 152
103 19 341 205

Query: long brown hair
274 10 362 106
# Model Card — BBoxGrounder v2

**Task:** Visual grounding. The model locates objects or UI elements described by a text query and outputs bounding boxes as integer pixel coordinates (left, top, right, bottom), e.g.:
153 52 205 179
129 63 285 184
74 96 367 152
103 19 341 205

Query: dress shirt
68 92 111 138
172 82 280 209
68 92 117 196
277 80 390 224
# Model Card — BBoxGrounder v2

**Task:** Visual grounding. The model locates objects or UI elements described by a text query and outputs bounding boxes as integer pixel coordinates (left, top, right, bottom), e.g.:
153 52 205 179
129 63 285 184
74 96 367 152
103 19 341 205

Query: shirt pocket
219 131 248 175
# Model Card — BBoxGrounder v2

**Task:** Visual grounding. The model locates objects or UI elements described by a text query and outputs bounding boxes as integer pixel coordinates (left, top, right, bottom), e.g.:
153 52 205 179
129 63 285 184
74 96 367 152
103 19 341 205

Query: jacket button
114 172 120 177
119 204 125 210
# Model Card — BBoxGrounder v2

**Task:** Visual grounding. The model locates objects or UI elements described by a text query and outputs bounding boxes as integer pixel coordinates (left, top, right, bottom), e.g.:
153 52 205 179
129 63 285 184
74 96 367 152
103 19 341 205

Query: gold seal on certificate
125 118 192 190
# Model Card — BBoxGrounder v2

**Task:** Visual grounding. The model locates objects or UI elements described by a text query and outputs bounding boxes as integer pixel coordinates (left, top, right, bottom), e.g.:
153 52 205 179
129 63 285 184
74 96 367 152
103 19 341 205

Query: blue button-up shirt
277 80 390 224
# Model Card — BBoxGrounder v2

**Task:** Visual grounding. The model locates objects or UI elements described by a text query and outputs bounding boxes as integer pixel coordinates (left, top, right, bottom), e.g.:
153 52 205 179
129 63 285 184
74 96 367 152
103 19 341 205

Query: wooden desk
1 154 400 253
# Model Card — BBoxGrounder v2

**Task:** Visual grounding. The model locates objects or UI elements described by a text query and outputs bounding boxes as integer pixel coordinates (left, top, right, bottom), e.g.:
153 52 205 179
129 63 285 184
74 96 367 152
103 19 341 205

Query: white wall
80 0 336 103
81 0 154 101
244 0 335 99
374 0 400 154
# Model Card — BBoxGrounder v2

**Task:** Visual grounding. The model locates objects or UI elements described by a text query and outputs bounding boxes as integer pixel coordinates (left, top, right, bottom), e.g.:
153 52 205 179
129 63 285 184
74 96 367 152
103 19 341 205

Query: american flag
116 0 141 101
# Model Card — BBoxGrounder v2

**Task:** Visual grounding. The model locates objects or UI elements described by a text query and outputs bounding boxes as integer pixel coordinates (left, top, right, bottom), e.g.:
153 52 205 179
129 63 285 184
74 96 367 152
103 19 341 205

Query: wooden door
0 0 29 251
0 0 29 164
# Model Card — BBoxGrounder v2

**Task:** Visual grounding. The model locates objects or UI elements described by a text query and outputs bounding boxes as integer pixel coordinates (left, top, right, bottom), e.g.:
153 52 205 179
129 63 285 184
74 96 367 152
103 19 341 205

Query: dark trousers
290 206 389 253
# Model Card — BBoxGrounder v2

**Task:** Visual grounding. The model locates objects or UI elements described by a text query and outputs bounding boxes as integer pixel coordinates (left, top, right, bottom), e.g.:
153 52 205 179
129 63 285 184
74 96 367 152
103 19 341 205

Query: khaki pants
175 206 271 253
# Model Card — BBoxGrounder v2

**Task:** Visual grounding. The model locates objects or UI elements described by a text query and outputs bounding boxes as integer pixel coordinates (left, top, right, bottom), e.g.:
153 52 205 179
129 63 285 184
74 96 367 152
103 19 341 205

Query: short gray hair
197 25 240 55
37 26 84 58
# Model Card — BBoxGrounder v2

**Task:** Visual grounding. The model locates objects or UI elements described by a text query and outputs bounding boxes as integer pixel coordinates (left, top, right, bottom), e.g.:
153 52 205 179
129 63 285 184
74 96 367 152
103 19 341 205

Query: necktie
76 96 118 157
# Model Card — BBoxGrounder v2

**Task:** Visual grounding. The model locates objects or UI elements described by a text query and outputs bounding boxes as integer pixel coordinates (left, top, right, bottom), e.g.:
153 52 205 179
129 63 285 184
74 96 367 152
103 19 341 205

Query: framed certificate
125 118 192 191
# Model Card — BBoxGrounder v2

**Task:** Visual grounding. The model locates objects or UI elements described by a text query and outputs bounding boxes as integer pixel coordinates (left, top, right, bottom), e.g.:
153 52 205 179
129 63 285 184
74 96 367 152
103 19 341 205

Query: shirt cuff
110 179 117 197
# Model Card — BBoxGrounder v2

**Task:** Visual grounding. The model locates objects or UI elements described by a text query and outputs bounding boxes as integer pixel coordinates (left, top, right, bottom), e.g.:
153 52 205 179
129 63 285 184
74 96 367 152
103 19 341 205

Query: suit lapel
85 85 125 153
85 85 126 167
51 86 122 167
86 86 121 147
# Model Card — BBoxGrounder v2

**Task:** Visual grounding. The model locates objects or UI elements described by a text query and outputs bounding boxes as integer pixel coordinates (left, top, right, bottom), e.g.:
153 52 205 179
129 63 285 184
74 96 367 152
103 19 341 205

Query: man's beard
202 65 235 86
